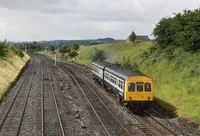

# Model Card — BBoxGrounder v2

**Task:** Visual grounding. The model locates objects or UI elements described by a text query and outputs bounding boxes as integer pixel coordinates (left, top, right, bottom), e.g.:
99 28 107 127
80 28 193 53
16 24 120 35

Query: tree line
58 44 79 59
153 8 200 51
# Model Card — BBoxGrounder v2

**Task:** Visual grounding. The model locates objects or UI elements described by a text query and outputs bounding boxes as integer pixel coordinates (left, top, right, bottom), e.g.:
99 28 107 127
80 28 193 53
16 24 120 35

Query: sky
0 0 199 41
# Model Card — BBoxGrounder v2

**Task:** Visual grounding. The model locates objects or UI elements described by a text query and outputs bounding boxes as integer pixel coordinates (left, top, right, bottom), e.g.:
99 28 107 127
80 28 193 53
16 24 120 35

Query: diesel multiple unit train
91 61 153 105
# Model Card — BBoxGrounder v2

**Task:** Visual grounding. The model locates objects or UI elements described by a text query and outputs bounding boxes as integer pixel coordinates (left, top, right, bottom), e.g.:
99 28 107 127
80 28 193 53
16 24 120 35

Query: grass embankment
0 43 29 100
75 42 200 124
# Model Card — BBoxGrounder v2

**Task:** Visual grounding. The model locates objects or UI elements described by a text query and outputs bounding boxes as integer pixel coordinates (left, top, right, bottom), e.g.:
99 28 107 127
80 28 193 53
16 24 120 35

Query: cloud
0 0 199 41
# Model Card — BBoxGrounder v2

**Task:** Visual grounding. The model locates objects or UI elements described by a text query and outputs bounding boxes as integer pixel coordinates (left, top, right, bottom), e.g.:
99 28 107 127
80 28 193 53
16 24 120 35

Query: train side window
128 83 135 92
145 83 151 92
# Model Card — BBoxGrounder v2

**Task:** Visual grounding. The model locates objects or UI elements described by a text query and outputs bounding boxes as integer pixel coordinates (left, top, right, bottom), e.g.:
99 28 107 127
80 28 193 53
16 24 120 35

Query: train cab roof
105 65 143 80
92 61 111 69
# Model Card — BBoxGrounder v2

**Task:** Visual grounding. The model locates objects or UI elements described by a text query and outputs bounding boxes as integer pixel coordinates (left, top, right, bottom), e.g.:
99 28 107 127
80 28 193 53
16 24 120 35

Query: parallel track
0 58 36 135
143 109 178 135
58 63 129 136
145 108 192 135
16 64 37 135
42 58 66 136
40 57 44 136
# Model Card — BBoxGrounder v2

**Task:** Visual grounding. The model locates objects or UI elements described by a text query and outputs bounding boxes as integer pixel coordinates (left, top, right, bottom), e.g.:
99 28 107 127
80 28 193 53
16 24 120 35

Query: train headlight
129 96 132 100
148 96 150 100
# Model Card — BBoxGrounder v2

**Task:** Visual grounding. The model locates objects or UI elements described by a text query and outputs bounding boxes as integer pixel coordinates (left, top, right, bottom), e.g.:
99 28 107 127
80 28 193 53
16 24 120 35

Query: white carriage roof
105 65 143 79
92 60 111 69
92 61 144 79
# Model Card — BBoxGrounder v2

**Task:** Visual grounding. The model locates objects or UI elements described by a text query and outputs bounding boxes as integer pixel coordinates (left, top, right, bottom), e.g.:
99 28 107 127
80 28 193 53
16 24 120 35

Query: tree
0 42 8 58
51 46 55 52
128 31 136 42
69 50 78 58
59 45 70 54
153 8 200 51
89 47 106 61
72 44 79 50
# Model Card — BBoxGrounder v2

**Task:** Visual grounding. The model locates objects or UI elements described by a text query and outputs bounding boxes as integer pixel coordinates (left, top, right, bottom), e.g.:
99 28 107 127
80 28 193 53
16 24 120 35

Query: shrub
59 45 70 54
69 50 78 58
119 56 139 71
9 46 24 58
153 8 200 51
72 44 80 50
89 47 106 61
0 42 8 58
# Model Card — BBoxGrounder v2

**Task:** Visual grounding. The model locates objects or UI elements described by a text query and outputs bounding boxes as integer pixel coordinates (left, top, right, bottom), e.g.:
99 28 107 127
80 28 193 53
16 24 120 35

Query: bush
72 44 80 50
69 50 78 58
119 56 139 71
9 46 24 58
59 45 70 54
141 45 161 63
0 42 8 58
153 8 200 51
89 47 106 61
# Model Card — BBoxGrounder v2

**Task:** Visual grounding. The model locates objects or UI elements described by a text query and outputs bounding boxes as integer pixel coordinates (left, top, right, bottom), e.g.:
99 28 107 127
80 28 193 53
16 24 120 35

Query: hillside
75 42 200 124
0 42 29 100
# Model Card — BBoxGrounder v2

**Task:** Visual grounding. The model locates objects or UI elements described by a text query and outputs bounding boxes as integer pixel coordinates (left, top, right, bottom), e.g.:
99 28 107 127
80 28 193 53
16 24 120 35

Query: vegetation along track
58 62 130 136
64 62 195 136
0 56 36 135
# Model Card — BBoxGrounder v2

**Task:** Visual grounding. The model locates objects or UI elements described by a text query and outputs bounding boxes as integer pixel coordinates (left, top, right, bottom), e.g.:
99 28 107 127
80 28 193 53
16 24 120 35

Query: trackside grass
75 42 200 125
0 44 29 100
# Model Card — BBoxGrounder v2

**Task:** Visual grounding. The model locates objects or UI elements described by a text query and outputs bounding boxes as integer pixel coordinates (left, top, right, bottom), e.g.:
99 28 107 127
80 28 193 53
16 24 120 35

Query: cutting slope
75 42 200 124
0 43 29 100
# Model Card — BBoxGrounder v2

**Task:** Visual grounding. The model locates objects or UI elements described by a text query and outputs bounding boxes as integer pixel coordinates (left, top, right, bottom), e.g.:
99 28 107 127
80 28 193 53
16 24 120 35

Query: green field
75 42 200 124
0 43 29 100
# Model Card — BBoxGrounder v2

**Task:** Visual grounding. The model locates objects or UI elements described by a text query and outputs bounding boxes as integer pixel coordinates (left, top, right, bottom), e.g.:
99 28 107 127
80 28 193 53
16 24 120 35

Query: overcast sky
0 0 199 41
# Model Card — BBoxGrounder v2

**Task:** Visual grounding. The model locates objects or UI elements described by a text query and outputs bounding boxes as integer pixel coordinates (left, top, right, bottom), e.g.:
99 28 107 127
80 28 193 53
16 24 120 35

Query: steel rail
41 57 44 136
44 59 66 136
58 63 130 136
16 64 37 135
64 62 158 136
0 60 34 130
143 110 177 136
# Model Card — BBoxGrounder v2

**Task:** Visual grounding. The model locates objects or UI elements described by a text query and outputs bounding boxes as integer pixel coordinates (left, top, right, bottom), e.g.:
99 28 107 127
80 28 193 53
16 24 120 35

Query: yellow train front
91 61 153 106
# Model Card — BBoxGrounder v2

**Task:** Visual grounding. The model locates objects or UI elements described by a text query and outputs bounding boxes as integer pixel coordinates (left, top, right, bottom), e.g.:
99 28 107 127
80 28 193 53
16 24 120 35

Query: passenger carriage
91 61 153 106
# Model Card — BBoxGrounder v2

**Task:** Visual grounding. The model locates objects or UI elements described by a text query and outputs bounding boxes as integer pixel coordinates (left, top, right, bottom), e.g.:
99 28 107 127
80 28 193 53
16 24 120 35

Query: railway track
58 63 131 136
145 108 194 135
0 57 36 135
63 62 183 136
61 63 158 136
41 58 66 136
1 54 195 135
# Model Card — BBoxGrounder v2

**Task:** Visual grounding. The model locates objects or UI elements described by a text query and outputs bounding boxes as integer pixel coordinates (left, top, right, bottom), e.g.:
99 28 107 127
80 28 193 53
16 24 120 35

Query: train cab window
145 83 151 92
137 86 143 92
136 82 143 92
128 83 135 92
